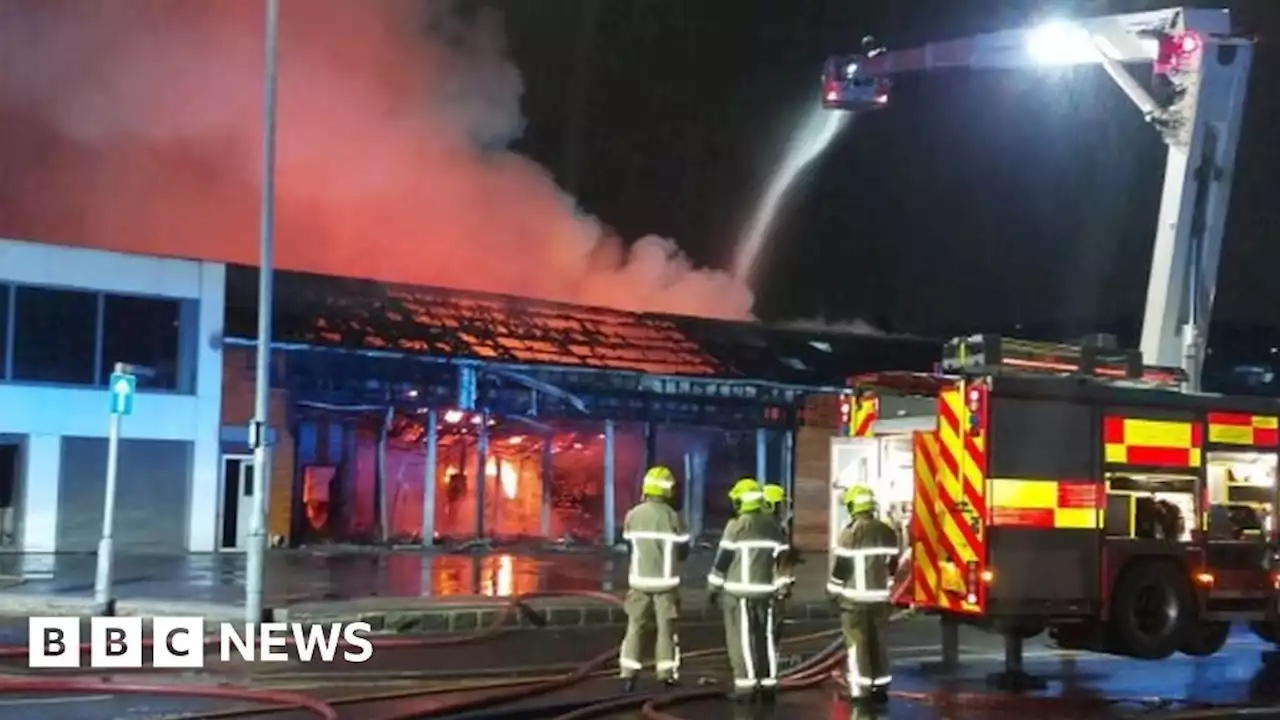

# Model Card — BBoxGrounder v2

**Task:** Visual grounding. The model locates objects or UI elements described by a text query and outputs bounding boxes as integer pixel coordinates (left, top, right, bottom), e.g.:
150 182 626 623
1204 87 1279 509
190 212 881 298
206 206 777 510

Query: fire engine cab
831 334 1280 687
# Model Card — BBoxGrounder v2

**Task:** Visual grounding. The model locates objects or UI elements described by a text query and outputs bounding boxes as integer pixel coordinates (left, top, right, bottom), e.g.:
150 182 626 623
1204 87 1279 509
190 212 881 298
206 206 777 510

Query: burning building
221 266 939 550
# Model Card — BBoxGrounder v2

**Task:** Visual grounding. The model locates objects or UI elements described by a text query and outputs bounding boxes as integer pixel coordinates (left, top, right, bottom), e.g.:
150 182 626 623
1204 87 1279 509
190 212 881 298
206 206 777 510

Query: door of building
0 440 21 547
220 454 255 550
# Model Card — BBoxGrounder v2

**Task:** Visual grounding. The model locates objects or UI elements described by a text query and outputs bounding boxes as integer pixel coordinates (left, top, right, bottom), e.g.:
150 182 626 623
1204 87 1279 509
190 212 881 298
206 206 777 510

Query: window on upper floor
100 295 181 391
6 283 190 392
12 286 98 384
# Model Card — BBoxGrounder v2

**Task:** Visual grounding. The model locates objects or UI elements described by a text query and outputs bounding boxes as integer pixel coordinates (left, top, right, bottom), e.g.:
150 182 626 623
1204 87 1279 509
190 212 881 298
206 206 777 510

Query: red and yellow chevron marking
988 478 1103 529
1103 416 1202 468
1207 412 1280 447
910 383 987 615
850 395 879 437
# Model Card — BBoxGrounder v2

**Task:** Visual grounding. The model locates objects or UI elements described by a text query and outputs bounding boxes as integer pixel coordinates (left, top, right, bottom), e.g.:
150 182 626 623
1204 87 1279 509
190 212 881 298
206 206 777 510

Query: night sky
0 0 1276 351
501 0 1279 340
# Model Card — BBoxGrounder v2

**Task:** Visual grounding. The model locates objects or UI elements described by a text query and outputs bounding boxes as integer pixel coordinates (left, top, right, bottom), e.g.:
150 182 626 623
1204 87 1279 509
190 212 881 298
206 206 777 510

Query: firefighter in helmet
618 466 690 692
828 483 898 705
707 478 792 703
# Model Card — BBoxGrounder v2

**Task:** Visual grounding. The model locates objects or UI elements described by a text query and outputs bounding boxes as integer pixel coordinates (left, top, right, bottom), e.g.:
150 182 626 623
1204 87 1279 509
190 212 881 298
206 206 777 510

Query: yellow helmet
842 484 876 516
729 477 764 513
762 484 786 512
641 466 676 497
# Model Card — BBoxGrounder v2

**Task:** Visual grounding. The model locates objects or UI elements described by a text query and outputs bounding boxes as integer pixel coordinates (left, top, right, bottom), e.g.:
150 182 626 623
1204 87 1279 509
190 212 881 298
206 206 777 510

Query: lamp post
245 0 280 624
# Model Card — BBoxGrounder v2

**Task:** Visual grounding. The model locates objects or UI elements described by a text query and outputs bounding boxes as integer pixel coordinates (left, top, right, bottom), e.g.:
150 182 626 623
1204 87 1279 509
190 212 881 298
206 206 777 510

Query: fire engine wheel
1110 560 1194 660
1249 620 1279 644
1179 620 1231 657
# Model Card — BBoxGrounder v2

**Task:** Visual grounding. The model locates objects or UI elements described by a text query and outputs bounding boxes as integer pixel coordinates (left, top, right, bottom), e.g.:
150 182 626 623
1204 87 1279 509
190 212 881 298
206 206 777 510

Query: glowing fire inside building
222 267 939 549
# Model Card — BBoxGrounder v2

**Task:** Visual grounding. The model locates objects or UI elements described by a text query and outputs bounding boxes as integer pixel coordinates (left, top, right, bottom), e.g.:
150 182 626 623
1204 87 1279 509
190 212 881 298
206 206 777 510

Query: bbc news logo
28 617 374 668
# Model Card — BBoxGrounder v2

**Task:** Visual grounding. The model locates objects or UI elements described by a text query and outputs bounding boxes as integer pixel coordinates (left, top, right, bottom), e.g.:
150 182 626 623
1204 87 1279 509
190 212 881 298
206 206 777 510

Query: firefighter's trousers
618 589 681 680
721 595 778 695
773 595 788 645
840 603 892 698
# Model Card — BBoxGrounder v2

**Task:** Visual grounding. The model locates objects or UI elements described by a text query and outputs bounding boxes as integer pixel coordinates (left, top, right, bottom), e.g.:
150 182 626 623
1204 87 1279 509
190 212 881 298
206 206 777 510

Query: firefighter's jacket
622 499 691 592
707 511 791 598
827 514 899 608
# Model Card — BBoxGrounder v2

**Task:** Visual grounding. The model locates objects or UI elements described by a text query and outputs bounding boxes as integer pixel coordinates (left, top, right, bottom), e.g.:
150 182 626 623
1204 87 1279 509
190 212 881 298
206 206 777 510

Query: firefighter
828 484 898 705
618 465 691 692
707 478 792 703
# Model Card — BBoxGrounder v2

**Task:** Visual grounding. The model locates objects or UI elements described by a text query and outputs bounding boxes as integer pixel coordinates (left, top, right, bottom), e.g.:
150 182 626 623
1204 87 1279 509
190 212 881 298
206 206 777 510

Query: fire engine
832 334 1280 686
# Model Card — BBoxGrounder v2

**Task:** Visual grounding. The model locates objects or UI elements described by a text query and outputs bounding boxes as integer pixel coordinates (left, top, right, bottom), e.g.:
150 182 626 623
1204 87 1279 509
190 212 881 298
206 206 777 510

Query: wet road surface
0 618 1278 718
0 547 818 606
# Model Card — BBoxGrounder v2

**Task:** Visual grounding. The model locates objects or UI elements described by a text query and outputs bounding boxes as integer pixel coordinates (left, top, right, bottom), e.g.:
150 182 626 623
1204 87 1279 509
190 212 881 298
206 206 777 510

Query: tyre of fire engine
1178 620 1231 657
1109 560 1195 660
1249 619 1279 644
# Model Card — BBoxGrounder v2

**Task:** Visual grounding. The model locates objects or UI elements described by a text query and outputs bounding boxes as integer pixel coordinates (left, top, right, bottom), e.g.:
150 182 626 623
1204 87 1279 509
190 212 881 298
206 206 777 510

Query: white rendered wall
0 239 225 552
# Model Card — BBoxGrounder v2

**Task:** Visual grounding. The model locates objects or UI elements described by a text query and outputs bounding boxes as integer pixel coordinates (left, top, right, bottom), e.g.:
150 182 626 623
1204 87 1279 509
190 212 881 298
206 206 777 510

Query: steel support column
603 420 617 545
421 409 438 544
475 414 489 539
541 436 553 537
755 428 768 484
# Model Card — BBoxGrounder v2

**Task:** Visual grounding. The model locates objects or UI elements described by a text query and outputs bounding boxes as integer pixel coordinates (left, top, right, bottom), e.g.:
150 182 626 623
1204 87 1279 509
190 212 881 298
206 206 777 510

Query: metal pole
755 428 768 484
603 420 616 545
540 438 553 537
475 415 488 539
376 406 392 542
245 0 280 624
93 411 123 615
422 409 438 544
682 452 693 527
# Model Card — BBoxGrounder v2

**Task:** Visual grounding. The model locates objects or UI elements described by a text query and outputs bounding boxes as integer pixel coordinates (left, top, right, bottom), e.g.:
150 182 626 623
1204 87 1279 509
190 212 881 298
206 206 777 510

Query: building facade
219 267 942 552
0 239 225 552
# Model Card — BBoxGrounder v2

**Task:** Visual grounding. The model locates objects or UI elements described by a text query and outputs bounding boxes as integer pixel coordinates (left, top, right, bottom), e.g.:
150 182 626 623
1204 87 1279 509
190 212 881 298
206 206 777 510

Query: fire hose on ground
0 590 839 720
0 590 624 720
0 593 1262 720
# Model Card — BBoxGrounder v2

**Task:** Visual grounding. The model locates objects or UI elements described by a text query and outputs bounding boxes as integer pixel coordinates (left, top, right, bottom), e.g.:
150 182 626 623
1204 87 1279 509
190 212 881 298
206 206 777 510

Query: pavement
0 547 844 629
0 616 1278 719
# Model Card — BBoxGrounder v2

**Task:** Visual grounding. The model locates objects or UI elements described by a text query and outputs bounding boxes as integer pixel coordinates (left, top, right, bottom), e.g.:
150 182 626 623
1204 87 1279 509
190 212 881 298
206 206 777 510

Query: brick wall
221 347 295 545
792 394 840 552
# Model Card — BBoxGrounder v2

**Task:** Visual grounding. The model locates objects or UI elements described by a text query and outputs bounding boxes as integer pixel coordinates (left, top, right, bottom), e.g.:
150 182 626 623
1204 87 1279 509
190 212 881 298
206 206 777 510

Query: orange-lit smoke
0 0 753 319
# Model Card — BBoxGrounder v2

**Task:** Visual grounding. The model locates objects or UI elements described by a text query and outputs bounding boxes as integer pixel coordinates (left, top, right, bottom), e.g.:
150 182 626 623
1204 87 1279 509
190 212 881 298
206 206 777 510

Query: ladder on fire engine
941 334 1188 389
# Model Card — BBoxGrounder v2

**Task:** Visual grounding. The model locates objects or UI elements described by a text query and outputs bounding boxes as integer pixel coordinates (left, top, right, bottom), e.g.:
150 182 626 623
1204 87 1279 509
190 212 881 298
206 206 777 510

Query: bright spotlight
1026 21 1099 65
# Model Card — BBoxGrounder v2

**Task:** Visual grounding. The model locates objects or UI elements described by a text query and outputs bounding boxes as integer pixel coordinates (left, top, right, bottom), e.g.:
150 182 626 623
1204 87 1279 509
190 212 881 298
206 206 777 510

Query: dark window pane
101 295 180 390
12 286 97 384
0 286 9 379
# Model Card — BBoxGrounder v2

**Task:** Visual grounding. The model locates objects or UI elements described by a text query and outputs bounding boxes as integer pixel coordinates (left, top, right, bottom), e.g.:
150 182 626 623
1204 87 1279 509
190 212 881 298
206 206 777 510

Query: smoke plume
0 0 753 319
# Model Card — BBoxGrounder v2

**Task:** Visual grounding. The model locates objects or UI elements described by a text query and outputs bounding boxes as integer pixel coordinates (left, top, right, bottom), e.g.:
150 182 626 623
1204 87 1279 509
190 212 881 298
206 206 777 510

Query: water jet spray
732 106 853 285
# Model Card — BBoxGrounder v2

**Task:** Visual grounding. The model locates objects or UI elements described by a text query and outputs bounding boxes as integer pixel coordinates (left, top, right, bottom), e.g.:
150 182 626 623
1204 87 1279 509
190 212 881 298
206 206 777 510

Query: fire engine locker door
829 437 880 552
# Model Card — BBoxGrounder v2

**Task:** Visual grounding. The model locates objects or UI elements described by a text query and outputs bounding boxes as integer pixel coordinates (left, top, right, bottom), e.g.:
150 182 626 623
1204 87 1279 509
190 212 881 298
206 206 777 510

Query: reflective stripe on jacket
827 515 899 605
707 511 791 598
623 500 690 592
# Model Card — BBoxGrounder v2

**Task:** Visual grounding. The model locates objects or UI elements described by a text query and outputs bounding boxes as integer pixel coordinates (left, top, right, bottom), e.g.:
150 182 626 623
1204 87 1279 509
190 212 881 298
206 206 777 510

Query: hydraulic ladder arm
822 8 1254 388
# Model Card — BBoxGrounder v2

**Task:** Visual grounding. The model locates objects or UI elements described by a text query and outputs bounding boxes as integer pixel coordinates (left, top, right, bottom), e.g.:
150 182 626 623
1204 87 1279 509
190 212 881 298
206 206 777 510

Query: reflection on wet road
1 620 1280 718
0 550 619 605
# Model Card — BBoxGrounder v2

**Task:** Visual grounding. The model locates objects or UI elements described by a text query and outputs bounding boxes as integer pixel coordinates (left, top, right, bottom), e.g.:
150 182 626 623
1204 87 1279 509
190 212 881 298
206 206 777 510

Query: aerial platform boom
823 8 1254 389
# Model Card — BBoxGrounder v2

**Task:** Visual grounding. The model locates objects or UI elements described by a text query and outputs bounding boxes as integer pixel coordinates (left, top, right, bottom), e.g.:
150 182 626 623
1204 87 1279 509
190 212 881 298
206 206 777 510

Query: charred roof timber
222 267 941 426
